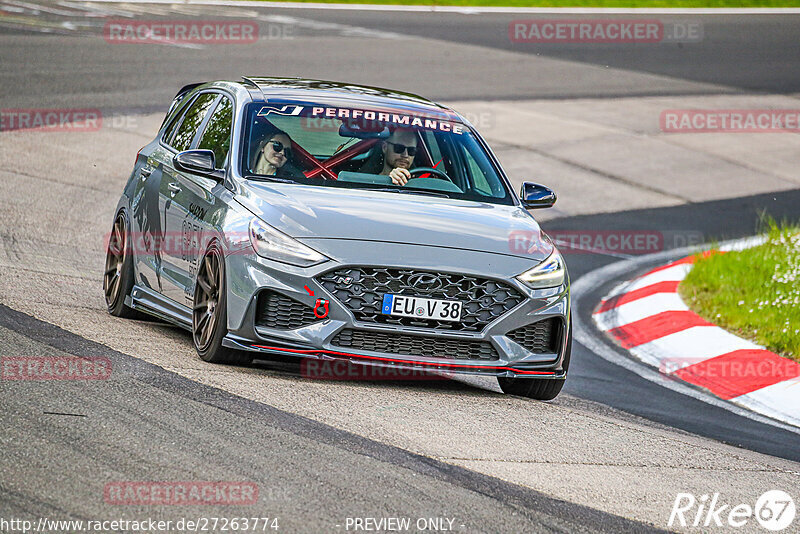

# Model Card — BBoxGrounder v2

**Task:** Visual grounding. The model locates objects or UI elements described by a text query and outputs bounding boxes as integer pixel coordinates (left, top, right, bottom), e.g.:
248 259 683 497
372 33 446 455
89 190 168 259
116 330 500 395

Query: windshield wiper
376 188 451 198
244 175 296 184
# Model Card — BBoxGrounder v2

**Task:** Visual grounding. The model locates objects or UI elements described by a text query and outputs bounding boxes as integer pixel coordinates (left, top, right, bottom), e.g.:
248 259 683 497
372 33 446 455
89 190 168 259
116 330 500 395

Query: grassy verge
255 1 800 7
679 224 800 362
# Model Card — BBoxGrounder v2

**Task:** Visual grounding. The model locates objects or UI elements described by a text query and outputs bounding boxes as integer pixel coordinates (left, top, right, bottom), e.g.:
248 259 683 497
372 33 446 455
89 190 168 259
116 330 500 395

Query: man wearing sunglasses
380 128 418 186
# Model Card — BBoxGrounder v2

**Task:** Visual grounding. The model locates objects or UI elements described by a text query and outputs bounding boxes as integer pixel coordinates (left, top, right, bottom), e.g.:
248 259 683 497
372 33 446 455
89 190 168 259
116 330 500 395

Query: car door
129 152 163 292
162 93 234 307
130 95 191 293
156 92 219 303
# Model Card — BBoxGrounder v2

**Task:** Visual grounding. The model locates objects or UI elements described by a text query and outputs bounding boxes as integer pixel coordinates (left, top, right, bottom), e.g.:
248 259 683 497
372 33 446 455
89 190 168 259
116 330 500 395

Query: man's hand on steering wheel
408 167 451 182
389 167 411 186
389 166 451 185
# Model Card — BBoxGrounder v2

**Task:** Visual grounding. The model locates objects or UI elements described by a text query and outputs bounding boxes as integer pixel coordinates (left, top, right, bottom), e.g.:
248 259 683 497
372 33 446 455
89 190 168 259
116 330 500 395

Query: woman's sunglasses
388 142 417 157
269 141 291 157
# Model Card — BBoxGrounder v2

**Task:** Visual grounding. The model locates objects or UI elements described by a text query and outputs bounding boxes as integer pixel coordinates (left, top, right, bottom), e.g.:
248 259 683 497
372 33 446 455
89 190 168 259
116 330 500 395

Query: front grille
317 267 525 332
506 318 561 353
255 290 317 329
331 329 499 361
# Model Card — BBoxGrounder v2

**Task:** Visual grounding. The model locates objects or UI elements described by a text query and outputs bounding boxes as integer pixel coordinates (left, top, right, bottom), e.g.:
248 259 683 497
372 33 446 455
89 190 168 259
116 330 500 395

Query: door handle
139 167 153 180
167 182 181 194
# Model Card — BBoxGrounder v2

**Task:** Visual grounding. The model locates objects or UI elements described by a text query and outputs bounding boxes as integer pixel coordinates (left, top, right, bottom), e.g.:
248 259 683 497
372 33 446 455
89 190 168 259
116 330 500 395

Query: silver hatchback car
104 77 571 400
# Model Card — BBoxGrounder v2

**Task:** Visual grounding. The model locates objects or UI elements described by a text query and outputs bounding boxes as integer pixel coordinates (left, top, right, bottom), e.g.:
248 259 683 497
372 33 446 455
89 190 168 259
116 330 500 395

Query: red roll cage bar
286 130 434 181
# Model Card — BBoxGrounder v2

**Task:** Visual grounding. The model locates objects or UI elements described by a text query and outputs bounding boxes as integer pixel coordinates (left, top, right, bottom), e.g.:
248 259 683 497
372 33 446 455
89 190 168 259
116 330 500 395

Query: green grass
257 0 800 7
679 224 800 362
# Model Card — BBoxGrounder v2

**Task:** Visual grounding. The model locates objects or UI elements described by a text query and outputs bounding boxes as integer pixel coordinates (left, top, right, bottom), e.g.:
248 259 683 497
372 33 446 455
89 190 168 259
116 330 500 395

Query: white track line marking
76 0 800 15
57 0 138 16
733 380 800 428
719 235 768 252
552 238 634 260
258 13 403 39
4 0 88 15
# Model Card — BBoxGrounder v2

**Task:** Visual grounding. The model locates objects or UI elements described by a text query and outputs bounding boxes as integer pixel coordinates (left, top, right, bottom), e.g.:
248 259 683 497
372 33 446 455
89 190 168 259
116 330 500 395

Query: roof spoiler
160 82 207 129
242 76 267 100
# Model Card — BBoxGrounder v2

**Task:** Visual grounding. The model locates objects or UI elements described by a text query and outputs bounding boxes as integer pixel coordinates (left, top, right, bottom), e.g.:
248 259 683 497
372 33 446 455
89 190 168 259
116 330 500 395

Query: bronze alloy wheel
192 246 251 365
193 249 223 352
103 213 127 308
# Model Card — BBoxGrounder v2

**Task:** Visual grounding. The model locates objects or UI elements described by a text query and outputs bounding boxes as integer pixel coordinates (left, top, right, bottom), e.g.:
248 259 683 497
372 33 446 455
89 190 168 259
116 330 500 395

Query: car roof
231 77 460 120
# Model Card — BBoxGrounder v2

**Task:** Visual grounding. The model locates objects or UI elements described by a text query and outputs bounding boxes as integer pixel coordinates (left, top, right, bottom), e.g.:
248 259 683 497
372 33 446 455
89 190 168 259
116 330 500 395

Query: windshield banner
256 104 465 135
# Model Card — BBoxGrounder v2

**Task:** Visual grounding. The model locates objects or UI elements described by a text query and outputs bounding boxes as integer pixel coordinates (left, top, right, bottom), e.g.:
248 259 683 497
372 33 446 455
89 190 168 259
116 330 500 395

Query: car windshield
240 102 514 204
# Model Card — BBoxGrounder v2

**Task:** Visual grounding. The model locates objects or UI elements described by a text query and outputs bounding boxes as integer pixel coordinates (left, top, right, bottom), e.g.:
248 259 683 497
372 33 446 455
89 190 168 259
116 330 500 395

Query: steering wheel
408 167 452 183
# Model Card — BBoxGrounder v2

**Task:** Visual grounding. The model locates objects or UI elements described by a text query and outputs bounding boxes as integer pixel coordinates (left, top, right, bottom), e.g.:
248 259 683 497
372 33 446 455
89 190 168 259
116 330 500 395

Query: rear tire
104 211 144 319
193 244 253 365
498 318 572 401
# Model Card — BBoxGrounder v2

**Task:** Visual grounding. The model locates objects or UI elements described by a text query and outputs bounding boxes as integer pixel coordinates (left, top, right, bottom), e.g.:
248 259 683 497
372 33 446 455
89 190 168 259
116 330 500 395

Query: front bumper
224 243 570 379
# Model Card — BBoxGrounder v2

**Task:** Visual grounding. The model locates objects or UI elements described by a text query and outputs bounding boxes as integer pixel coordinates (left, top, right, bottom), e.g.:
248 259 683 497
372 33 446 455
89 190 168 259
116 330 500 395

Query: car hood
235 182 554 261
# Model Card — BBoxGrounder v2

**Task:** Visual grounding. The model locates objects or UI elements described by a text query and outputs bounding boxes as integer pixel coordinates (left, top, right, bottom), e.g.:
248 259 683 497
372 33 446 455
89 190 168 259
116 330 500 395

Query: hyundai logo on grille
408 273 442 293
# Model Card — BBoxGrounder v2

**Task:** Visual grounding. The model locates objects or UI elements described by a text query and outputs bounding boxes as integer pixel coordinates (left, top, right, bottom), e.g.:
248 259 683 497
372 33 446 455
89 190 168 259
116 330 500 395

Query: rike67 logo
669 490 795 531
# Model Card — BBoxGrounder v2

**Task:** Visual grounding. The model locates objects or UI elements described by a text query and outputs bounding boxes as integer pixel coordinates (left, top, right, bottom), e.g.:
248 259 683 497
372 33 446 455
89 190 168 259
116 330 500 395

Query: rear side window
197 96 233 168
163 106 184 143
170 93 217 151
161 94 187 131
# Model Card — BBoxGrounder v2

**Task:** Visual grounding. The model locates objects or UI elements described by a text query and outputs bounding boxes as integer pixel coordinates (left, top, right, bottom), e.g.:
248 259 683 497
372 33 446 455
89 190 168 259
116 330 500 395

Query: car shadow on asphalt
248 354 497 395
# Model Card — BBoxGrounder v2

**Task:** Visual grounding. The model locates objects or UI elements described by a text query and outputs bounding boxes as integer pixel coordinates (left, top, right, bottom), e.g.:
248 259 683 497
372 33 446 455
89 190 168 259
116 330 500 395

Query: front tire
498 319 572 401
193 244 252 365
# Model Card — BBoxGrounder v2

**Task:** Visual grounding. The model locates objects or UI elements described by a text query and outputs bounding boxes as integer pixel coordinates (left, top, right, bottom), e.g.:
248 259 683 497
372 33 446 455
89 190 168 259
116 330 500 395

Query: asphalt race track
1 3 800 532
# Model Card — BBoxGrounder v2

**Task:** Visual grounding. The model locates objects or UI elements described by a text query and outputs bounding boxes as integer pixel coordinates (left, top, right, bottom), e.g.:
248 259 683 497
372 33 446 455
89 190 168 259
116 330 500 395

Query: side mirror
174 150 217 177
520 182 557 209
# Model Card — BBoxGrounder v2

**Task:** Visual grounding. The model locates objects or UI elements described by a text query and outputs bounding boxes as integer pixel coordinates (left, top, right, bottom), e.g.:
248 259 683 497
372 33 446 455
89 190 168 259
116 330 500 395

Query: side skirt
127 285 192 330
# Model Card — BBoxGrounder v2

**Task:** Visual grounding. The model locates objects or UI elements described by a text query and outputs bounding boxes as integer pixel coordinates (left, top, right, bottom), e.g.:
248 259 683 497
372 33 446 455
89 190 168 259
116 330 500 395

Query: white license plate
381 294 463 322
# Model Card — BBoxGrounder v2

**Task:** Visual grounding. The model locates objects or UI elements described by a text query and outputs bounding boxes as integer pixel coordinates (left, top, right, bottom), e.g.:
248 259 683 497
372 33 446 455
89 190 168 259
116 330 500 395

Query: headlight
249 218 328 267
516 250 565 289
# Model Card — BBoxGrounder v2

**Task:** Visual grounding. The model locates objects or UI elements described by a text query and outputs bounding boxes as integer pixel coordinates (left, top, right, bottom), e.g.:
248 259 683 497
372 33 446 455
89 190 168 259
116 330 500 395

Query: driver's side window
463 151 493 195
457 136 503 197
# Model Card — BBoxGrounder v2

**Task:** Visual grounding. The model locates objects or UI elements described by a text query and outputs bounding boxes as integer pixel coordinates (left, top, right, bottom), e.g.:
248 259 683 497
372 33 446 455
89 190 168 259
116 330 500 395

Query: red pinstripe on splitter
608 310 714 349
250 345 557 375
595 280 680 314
674 349 800 400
